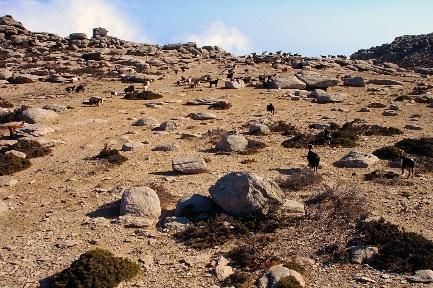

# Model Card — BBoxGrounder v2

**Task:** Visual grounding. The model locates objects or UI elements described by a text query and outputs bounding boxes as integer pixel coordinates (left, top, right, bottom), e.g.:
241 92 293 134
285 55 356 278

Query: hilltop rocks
295 71 340 90
175 194 215 217
334 151 379 168
209 172 284 217
134 117 160 128
216 134 248 152
268 76 306 89
312 89 346 103
18 108 58 123
120 186 161 225
187 112 216 120
172 155 207 174
352 33 433 69
81 51 103 61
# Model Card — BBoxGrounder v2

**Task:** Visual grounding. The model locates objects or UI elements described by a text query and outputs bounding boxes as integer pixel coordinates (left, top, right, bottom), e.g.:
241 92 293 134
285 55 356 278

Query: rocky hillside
351 33 433 72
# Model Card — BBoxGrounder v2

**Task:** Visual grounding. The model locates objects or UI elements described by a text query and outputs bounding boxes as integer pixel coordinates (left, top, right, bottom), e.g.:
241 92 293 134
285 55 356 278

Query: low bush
0 99 14 108
396 138 433 158
240 139 268 155
0 154 32 176
9 139 52 158
277 168 322 192
124 90 163 100
372 146 401 160
91 146 127 165
49 248 140 288
276 276 303 288
349 218 433 273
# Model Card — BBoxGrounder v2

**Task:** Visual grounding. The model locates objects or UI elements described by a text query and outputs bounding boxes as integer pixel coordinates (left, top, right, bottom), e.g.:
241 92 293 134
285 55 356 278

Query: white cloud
185 21 251 55
0 0 150 42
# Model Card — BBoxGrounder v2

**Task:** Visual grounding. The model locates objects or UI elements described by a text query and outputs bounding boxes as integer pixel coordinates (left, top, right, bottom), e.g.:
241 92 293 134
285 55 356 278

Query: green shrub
0 154 32 176
49 248 140 288
373 146 401 160
275 276 303 288
268 121 299 136
221 271 256 288
349 218 433 273
396 138 433 158
9 140 52 158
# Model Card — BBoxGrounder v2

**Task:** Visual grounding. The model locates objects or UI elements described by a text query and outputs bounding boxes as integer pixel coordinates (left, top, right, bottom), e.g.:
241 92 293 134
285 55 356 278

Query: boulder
215 256 234 281
405 124 423 130
187 112 216 120
258 264 305 288
407 270 433 283
121 141 145 151
120 186 161 225
81 52 103 61
0 199 8 215
5 150 26 158
316 92 346 103
7 74 37 84
175 194 215 217
350 246 379 264
249 123 271 135
0 69 12 80
216 134 248 152
153 143 179 152
172 155 207 174
121 74 158 83
334 151 379 168
343 76 365 87
134 117 160 128
268 76 306 90
0 176 18 187
383 110 398 116
295 71 340 90
18 124 55 137
158 120 177 131
209 172 284 217
225 79 245 89
43 104 67 112
368 79 404 85
18 108 58 124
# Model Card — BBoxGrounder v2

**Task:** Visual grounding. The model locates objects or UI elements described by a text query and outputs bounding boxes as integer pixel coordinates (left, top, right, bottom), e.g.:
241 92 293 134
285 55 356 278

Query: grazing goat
323 128 332 145
124 85 135 94
400 150 415 178
209 79 218 88
111 91 118 97
75 85 85 93
88 97 103 106
307 144 320 172
267 103 275 115
0 121 25 137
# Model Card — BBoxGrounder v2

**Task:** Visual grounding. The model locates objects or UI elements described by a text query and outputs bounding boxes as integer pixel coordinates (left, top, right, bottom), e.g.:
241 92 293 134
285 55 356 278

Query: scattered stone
121 141 145 151
5 150 26 158
350 246 378 264
0 199 8 215
225 79 245 89
120 186 161 225
18 108 58 124
153 143 179 152
209 172 284 217
268 76 306 89
344 76 365 87
172 155 207 174
249 123 271 135
258 264 306 288
334 151 379 168
296 71 340 90
369 79 404 85
187 112 216 120
383 110 399 116
134 117 160 128
216 134 248 152
407 270 433 283
158 120 177 131
0 176 18 187
215 256 234 281
405 124 423 130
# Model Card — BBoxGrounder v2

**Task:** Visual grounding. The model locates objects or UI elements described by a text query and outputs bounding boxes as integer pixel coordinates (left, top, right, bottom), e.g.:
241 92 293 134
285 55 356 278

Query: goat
110 91 118 97
143 81 150 91
307 144 320 172
88 97 103 106
75 85 85 93
266 103 275 115
209 79 218 88
400 150 415 178
323 128 332 145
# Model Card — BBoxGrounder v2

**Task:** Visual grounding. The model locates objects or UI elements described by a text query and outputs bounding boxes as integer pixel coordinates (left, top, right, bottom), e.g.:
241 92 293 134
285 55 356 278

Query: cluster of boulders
351 33 433 69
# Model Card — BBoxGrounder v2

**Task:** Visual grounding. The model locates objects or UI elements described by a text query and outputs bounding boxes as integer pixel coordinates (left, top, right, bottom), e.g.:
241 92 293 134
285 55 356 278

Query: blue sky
1 0 433 56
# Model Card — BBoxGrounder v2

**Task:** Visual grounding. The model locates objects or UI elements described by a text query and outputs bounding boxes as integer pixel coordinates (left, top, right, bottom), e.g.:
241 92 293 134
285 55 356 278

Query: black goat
400 151 415 178
124 85 135 94
65 86 75 93
267 103 275 115
209 79 218 88
75 85 85 93
307 144 320 172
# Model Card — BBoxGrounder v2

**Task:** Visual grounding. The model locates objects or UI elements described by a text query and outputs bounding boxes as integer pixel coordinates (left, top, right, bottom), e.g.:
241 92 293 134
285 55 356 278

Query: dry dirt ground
0 61 433 288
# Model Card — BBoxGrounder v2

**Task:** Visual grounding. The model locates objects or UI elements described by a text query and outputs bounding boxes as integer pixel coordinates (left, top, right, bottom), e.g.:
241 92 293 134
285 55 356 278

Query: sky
1 0 433 56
